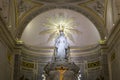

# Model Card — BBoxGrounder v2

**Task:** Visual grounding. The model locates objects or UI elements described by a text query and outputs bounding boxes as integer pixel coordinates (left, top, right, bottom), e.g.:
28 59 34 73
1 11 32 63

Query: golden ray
64 19 73 26
39 29 56 35
47 31 58 42
64 29 74 42
43 23 57 28
66 33 75 42
67 28 82 34
39 13 81 43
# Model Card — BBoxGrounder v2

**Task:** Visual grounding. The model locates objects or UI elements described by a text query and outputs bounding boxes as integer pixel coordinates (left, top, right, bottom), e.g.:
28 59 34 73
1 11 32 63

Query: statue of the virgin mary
54 30 70 61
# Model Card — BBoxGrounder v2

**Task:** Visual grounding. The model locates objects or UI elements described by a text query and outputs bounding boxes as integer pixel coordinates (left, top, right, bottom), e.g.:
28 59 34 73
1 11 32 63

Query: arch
16 5 107 39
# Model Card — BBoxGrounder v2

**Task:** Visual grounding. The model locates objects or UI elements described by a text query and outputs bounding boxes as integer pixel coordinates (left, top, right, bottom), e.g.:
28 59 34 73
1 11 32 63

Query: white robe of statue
55 31 69 60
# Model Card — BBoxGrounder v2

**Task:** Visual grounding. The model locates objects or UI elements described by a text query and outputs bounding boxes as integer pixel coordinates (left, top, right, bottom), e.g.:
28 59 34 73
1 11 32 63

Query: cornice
20 43 102 58
22 43 100 51
0 16 16 52
20 48 102 64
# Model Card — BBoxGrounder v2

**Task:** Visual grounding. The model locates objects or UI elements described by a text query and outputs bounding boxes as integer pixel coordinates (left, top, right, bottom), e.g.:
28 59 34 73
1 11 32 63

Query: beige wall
111 39 120 80
0 41 11 80
107 20 120 80
112 0 120 24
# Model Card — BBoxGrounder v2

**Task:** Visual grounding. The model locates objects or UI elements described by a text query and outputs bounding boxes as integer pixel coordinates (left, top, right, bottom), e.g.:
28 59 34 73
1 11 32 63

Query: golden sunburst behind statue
39 13 81 43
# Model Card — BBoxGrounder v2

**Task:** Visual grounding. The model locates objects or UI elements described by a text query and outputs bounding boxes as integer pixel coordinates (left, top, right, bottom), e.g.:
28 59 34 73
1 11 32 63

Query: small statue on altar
78 70 81 80
54 30 70 61
42 74 46 80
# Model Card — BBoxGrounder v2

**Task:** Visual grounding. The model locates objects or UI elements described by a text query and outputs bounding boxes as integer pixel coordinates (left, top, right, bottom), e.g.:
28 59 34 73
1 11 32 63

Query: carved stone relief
0 0 9 24
17 0 35 18
87 0 105 18
16 0 43 23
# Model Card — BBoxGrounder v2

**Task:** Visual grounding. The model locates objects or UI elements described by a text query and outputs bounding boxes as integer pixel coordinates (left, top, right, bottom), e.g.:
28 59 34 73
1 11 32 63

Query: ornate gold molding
0 17 15 52
106 20 120 52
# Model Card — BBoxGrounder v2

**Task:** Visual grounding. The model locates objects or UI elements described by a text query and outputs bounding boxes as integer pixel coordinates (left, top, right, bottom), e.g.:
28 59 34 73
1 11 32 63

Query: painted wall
0 41 11 80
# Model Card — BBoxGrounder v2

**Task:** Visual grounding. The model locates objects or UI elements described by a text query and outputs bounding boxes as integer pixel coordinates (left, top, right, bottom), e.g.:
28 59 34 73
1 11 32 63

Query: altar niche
43 30 80 80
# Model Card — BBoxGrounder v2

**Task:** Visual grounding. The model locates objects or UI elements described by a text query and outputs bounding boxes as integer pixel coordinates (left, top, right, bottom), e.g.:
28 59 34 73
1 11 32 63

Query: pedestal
44 60 79 80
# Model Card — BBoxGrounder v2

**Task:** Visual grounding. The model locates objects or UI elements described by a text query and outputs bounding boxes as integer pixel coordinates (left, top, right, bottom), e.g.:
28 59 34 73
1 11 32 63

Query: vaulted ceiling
16 0 106 49
15 0 107 38
0 0 120 52
21 9 100 48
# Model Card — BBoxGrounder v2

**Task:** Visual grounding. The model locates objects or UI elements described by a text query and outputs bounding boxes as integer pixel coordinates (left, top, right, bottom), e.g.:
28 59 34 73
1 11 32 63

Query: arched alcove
21 9 100 48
